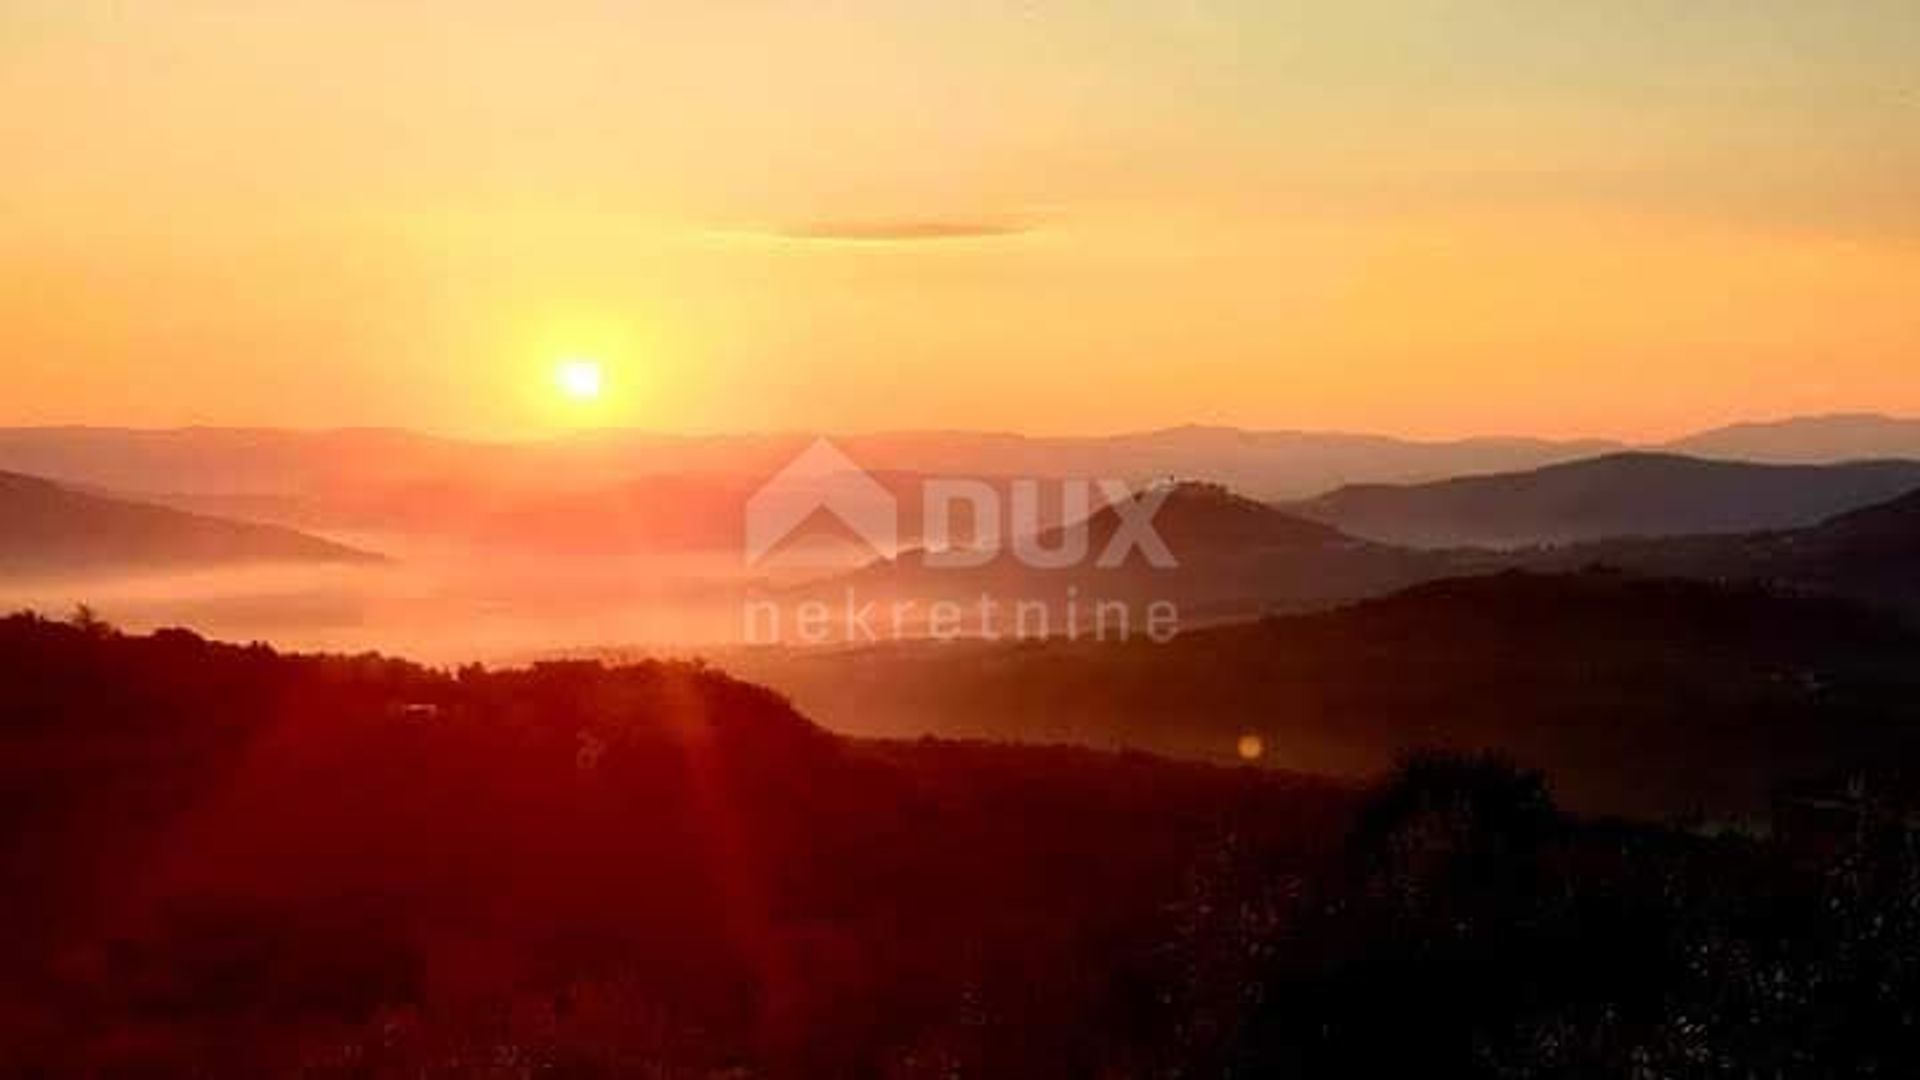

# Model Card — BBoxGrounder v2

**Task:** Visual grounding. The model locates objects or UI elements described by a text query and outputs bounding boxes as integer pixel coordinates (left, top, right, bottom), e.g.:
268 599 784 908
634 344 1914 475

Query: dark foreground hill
734 570 1920 820
0 612 1348 1073
1291 452 1920 548
7 614 1920 1074
0 470 379 577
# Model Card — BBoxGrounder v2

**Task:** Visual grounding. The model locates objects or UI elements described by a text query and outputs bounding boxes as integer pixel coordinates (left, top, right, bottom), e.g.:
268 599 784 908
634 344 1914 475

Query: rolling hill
0 469 380 576
814 481 1467 629
6 419 1914 564
5 602 1916 1074
1535 486 1920 614
1665 413 1920 464
0 424 1623 509
0 611 1345 1073
1291 453 1920 548
728 569 1920 819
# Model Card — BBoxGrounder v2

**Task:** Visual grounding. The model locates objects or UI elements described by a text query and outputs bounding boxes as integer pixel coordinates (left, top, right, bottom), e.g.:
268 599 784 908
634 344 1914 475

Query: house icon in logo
744 439 898 566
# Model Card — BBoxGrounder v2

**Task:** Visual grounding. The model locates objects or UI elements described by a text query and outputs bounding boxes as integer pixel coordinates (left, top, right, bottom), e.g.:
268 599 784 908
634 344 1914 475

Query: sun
555 359 604 401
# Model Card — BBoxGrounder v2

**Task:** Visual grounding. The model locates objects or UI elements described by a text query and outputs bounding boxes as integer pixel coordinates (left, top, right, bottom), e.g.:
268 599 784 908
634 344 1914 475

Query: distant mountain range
1292 453 1920 548
0 412 1913 508
0 415 1915 572
0 423 1628 507
0 470 380 577
1665 414 1920 464
796 464 1920 627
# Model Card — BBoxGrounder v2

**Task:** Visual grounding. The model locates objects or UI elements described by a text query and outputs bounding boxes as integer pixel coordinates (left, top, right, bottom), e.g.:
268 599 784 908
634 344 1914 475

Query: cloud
766 219 1037 243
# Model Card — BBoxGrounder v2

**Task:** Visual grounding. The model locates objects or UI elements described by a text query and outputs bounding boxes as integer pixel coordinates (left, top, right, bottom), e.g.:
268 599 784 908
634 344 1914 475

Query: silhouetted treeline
1226 753 1920 1076
736 570 1920 819
5 613 1920 1074
0 612 1345 1074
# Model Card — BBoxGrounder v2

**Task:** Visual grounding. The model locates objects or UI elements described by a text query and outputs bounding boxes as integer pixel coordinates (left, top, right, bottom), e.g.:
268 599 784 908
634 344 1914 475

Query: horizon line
0 411 1913 449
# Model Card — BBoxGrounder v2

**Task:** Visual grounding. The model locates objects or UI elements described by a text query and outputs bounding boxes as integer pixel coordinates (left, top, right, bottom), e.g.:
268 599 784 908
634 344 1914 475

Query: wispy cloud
760 219 1037 243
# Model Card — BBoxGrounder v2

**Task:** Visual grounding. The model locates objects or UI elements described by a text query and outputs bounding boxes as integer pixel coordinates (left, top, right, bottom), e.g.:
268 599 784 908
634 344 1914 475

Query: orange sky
3 1 1917 440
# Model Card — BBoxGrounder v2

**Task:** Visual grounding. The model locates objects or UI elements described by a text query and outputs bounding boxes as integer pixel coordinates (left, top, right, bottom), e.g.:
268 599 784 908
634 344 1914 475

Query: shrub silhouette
6 613 1920 1075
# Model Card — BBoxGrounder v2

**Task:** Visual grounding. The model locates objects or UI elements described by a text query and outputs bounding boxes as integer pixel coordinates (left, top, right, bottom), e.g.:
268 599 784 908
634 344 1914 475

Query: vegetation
735 570 1920 820
6 612 1920 1074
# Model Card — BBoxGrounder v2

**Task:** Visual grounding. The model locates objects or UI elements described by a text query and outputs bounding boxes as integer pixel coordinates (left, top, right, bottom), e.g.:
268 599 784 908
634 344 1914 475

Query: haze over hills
0 470 381 577
0 427 512 499
772 473 1920 646
461 471 1106 556
815 481 1466 627
1665 414 1920 464
6 417 1919 655
1534 486 1920 616
826 426 1627 500
1292 453 1920 549
1 417 1912 551
0 423 1630 510
729 570 1920 819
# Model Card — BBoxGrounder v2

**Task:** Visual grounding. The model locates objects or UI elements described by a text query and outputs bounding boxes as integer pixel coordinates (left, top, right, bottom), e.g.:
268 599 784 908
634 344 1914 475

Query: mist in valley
0 541 765 664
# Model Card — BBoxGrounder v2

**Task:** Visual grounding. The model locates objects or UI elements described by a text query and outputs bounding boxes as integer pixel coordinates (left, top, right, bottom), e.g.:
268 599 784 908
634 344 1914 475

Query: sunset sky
4 1 1917 440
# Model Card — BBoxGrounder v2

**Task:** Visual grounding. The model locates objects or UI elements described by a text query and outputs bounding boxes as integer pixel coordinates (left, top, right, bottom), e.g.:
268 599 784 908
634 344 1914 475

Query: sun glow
1237 734 1265 762
556 359 604 401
